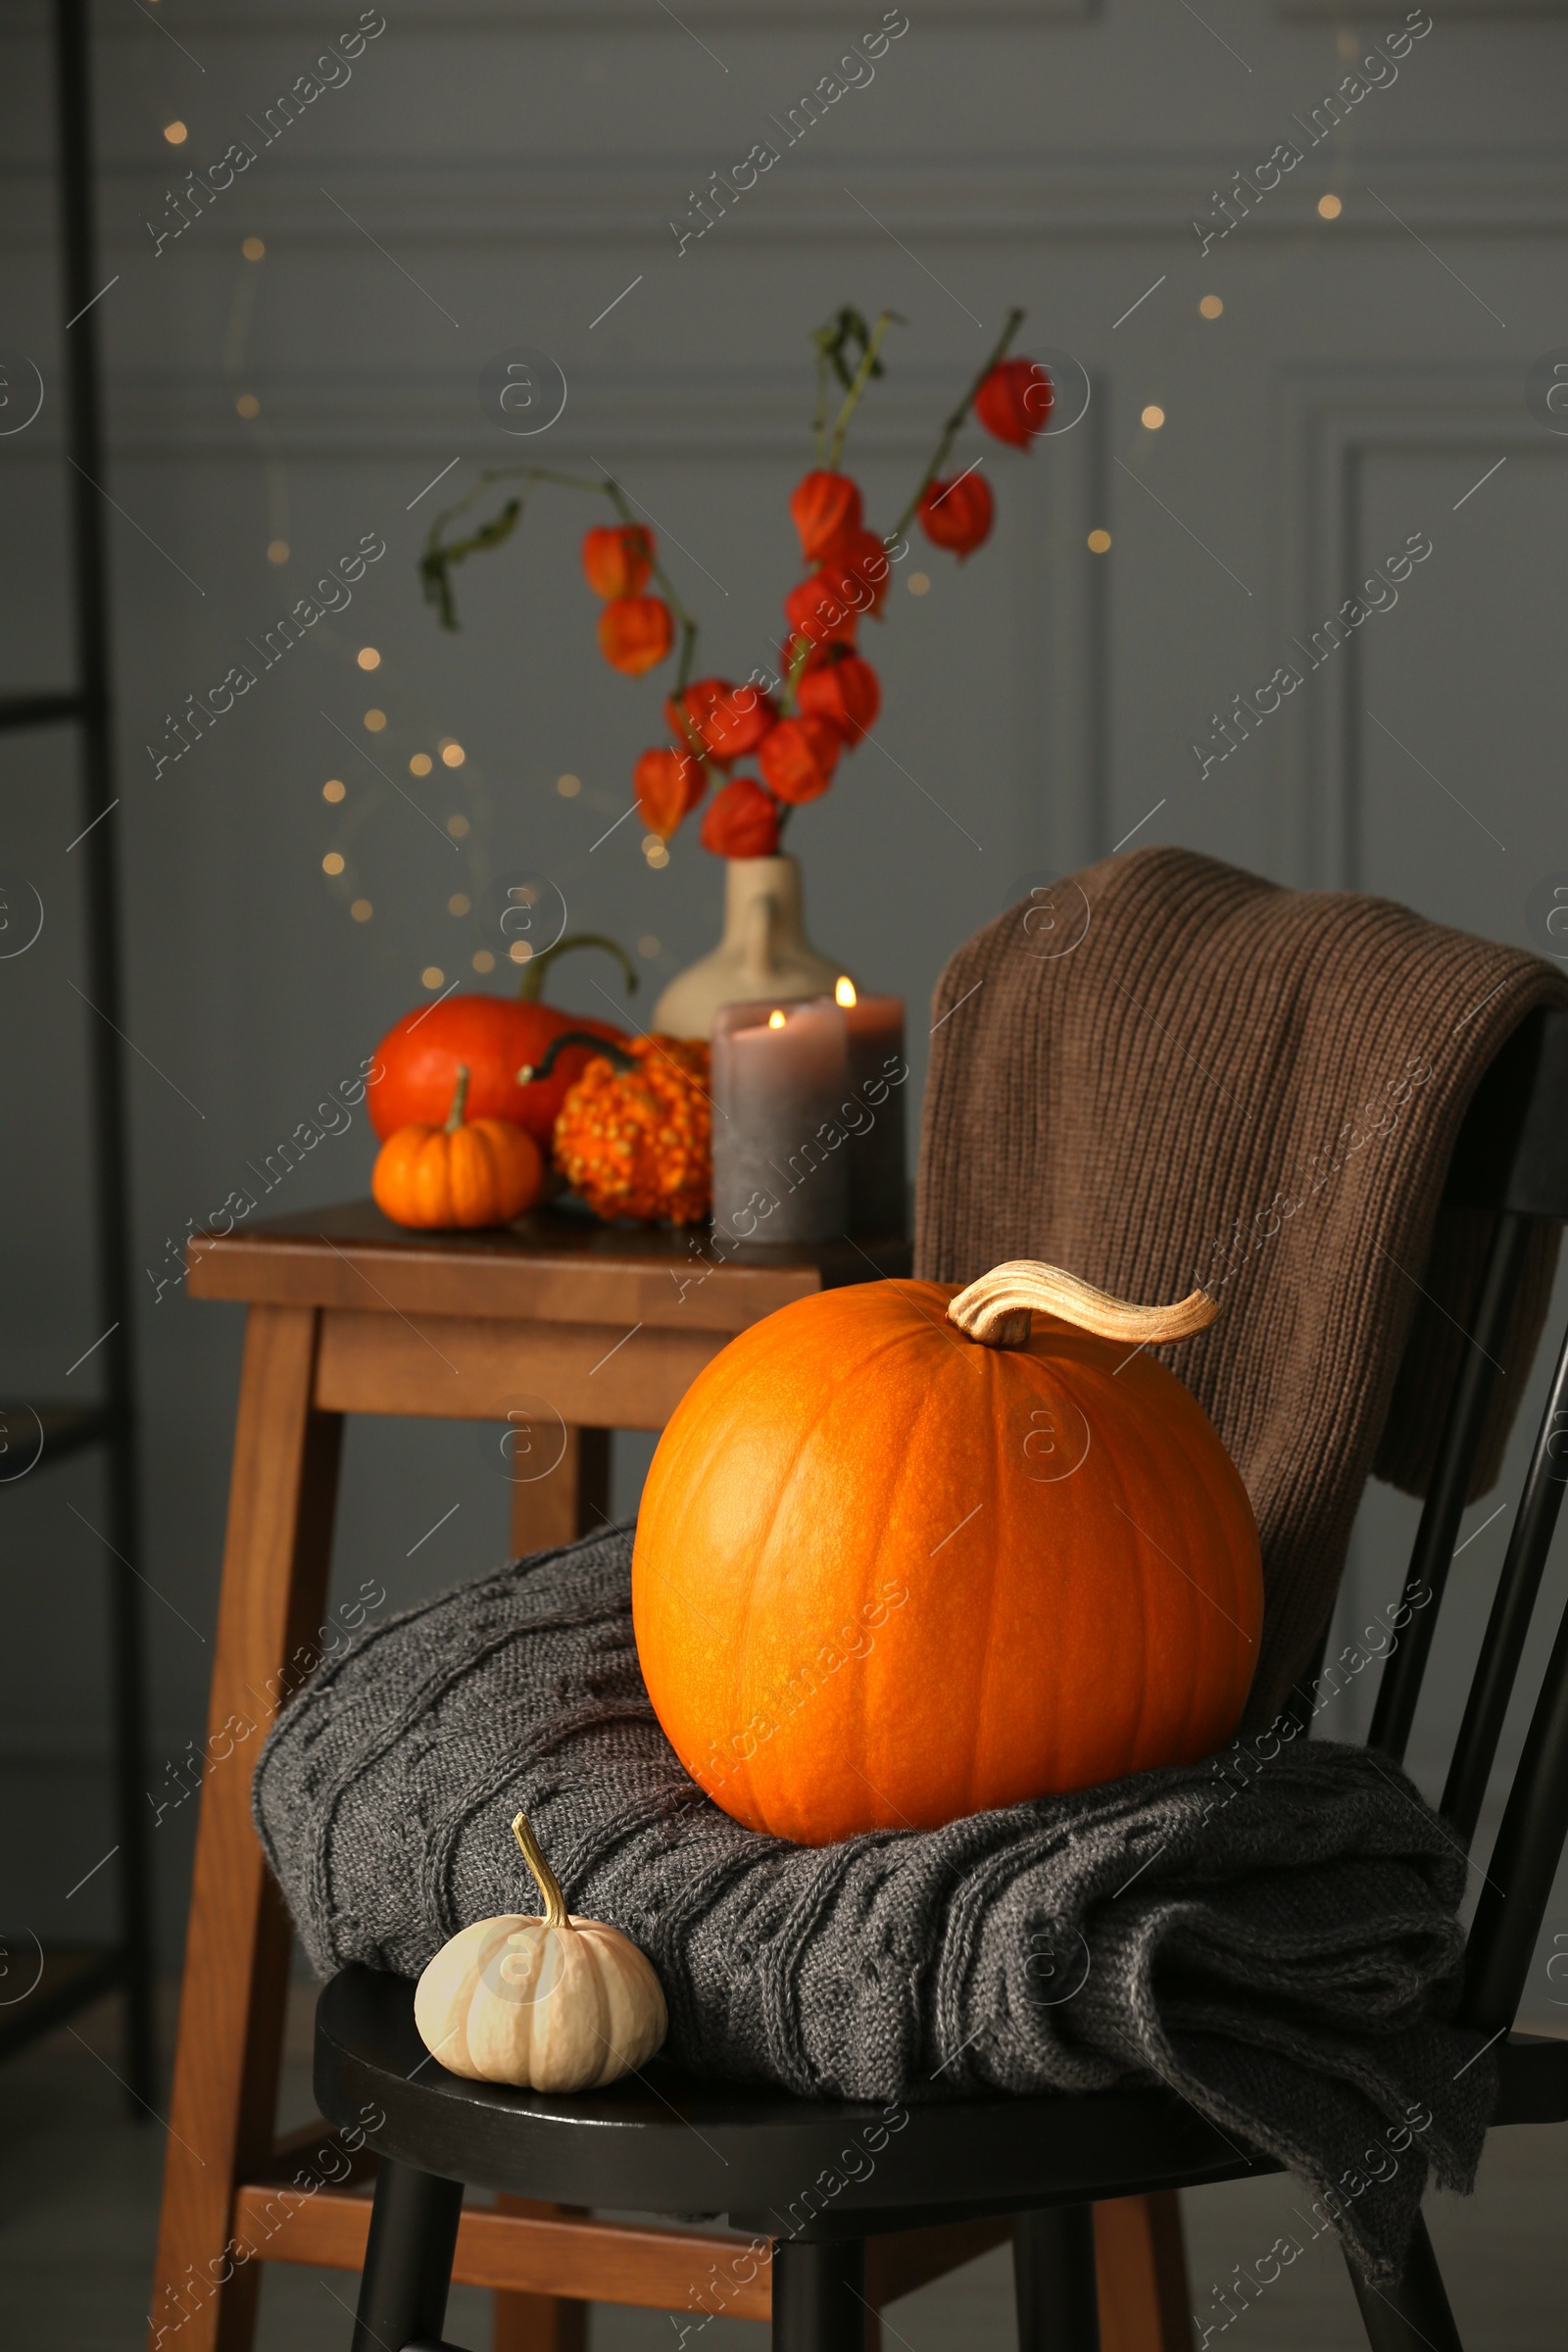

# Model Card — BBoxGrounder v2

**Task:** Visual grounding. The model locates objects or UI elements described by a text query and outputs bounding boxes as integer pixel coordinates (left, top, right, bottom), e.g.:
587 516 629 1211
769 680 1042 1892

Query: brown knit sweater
915 848 1567 1732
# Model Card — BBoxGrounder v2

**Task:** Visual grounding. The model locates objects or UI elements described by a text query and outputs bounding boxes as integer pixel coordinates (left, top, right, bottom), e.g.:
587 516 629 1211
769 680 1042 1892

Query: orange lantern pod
664 676 728 759
633 1262 1261 1843
783 571 859 649
371 1065 544 1230
974 356 1054 449
597 595 674 676
663 677 778 764
821 527 893 618
699 776 780 858
581 523 655 599
797 649 880 745
757 715 841 805
917 471 995 561
780 631 839 678
634 745 706 839
703 681 779 762
788 469 864 564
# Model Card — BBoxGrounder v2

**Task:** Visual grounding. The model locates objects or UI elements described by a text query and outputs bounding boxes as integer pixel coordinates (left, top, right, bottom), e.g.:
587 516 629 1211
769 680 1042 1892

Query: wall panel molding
36 370 1007 461
9 163 1568 255
7 157 1552 254
70 0 1097 28
1272 363 1551 889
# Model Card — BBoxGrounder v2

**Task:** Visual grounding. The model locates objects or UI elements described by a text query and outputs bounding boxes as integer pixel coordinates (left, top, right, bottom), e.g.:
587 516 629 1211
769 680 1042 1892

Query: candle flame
835 976 858 1007
767 1008 786 1029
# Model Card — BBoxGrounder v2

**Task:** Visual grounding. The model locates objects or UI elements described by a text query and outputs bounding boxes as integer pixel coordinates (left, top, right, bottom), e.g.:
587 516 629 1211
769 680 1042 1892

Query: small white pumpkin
414 1809 667 2092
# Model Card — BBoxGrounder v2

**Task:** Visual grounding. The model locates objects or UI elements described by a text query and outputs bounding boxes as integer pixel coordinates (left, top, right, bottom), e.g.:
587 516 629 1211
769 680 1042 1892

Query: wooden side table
147 1200 1189 2352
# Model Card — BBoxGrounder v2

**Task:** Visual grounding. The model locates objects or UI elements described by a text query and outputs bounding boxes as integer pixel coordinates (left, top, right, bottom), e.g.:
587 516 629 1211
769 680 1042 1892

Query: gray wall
4 1 1568 2018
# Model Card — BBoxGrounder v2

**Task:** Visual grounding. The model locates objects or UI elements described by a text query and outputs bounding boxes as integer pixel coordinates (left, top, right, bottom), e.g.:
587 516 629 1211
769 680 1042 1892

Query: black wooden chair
314 1006 1568 2352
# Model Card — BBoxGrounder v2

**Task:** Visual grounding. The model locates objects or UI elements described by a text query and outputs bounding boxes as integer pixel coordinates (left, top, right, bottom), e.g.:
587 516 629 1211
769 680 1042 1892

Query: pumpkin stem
511 1808 570 1931
517 1030 639 1085
947 1260 1221 1350
517 932 639 1004
444 1064 471 1132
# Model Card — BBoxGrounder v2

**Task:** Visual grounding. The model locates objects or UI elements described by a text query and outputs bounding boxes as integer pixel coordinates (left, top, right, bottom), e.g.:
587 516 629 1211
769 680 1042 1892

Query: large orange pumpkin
368 935 634 1150
633 1260 1261 1844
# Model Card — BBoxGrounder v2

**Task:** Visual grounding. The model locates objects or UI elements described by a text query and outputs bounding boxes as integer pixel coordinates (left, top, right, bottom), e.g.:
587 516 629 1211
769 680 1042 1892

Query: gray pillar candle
711 996 849 1245
835 980 908 1236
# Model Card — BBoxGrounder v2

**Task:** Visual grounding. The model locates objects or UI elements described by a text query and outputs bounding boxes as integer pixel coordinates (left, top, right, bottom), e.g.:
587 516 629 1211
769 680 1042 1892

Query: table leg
510 1426 611 1559
147 1306 343 2352
493 2198 589 2351
1094 2191 1192 2352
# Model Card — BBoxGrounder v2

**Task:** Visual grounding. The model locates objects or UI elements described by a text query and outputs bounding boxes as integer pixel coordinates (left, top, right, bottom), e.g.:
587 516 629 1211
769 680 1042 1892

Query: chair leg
1014 2206 1100 2351
351 2160 464 2352
772 2237 867 2352
1346 2214 1464 2352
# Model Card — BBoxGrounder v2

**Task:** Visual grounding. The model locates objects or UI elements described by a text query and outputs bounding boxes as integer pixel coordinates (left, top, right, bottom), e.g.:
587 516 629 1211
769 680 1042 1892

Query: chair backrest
1339 1006 1568 2035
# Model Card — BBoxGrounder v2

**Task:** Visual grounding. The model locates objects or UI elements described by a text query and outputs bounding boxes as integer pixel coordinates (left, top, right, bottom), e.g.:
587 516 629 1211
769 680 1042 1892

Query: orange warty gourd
372 1066 543 1229
524 1031 712 1226
633 1260 1262 1844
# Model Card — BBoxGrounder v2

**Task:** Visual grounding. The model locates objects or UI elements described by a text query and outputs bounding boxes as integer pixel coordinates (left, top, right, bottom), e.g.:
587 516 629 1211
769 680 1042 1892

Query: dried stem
418 310 1035 858
421 466 701 683
511 1808 569 1930
826 310 899 470
517 931 639 1004
889 307 1026 543
948 1260 1221 1351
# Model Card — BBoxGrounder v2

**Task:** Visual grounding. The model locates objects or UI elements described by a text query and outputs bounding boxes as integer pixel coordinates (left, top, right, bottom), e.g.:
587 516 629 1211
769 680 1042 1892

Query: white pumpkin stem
511 1808 569 1930
947 1259 1221 1351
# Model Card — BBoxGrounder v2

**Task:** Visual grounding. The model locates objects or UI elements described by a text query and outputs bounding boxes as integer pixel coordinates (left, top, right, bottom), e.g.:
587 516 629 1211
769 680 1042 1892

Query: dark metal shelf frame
0 0 154 2100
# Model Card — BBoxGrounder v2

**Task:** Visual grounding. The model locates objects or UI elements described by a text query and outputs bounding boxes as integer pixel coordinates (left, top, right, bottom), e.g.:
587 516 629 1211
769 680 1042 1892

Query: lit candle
711 996 849 1244
835 977 908 1236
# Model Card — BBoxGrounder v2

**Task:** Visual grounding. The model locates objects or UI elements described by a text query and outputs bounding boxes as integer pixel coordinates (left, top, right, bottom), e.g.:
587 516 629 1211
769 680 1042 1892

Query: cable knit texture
257 1528 1494 2285
916 847 1567 1729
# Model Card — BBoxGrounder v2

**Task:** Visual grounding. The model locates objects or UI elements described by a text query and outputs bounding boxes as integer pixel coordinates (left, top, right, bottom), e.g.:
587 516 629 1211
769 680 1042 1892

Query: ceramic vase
653 855 846 1039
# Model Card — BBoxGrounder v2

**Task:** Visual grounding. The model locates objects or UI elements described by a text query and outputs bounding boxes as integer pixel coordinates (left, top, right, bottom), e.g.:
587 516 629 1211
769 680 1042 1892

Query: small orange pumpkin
633 1260 1261 1844
521 1031 710 1226
372 1065 543 1229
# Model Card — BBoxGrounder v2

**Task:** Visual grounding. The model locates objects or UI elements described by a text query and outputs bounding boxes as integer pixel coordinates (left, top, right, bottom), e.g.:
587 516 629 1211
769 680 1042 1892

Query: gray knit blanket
254 1529 1496 2284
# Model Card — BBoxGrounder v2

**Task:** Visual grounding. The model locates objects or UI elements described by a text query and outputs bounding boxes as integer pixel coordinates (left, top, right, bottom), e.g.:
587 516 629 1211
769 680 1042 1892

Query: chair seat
315 1967 1277 2236
316 1974 1568 2242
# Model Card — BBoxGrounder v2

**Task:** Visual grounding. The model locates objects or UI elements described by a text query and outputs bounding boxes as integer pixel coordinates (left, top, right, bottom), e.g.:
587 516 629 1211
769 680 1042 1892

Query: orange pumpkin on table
633 1260 1261 1844
368 934 634 1151
372 1066 543 1229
